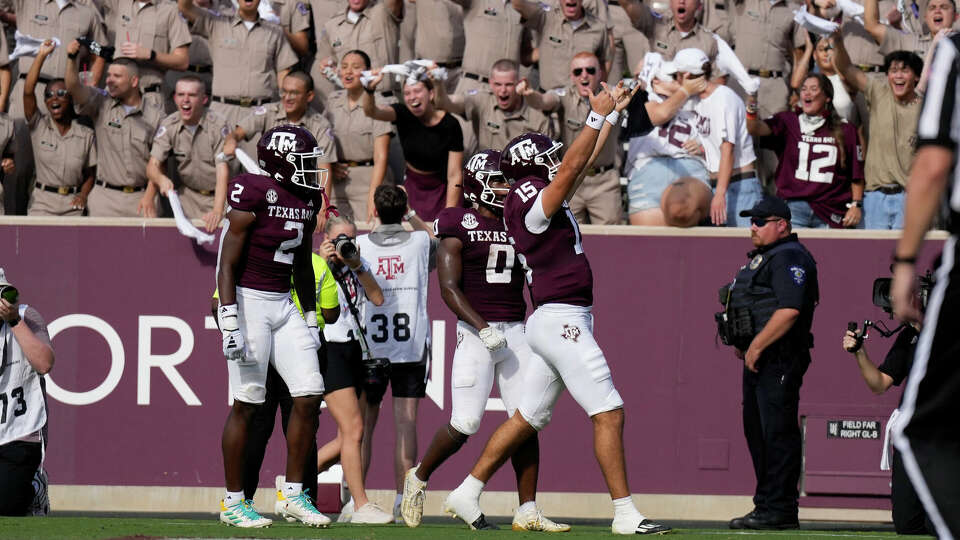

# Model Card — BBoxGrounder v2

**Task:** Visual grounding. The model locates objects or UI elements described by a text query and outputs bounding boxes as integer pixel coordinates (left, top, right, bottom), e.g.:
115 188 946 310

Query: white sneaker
279 491 332 527
337 497 354 523
352 502 395 524
219 499 272 528
400 466 427 527
444 487 497 530
512 506 571 532
273 475 295 522
612 514 671 535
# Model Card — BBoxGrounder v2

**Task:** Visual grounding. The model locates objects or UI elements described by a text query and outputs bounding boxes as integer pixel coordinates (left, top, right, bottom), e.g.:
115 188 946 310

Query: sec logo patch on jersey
266 188 278 204
461 214 479 230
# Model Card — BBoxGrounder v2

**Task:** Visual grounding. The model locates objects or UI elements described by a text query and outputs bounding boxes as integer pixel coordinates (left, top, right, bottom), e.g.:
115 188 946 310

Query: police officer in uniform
716 196 818 531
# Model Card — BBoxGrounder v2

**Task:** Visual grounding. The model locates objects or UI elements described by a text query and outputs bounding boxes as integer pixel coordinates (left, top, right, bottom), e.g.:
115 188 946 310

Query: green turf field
0 517 914 540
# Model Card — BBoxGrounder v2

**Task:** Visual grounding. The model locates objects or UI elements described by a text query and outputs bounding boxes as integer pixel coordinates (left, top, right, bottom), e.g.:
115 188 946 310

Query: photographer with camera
840 276 933 535
314 214 393 524
0 269 55 516
715 197 819 530
356 185 438 519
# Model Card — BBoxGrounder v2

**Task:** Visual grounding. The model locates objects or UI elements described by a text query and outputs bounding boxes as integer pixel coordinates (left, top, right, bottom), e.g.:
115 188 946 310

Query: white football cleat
352 502 395 524
400 466 427 527
512 506 572 532
444 487 497 530
273 475 296 522
219 499 272 528
337 497 355 522
279 491 332 527
612 513 672 535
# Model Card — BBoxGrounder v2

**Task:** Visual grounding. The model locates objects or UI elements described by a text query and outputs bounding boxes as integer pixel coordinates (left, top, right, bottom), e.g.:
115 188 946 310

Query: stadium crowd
0 0 943 228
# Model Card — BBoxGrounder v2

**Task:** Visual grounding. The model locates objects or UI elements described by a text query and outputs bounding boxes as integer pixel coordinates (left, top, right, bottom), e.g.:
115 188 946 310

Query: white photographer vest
356 231 430 364
0 305 47 446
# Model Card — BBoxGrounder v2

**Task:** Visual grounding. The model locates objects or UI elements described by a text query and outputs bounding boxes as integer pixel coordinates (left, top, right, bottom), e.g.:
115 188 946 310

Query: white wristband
605 110 620 126
585 110 604 130
404 209 417 221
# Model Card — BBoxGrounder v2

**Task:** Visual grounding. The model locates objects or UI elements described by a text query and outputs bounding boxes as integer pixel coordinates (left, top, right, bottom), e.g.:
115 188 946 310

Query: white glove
218 304 248 363
479 326 507 352
304 311 322 350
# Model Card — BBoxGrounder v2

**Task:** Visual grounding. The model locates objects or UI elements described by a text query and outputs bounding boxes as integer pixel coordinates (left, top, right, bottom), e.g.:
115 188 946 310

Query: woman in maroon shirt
747 73 864 228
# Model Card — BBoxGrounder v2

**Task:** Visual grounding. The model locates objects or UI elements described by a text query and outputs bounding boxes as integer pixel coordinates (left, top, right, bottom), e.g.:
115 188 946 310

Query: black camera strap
331 263 374 361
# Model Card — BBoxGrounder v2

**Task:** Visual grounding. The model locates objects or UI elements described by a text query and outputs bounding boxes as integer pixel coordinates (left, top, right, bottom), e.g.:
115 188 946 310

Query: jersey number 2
274 221 304 264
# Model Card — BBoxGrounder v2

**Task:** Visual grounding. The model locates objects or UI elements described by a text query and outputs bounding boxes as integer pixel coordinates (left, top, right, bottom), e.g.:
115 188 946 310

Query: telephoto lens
334 234 358 260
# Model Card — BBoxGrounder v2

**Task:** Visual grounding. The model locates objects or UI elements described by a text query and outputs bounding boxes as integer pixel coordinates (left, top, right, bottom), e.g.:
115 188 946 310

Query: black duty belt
186 185 214 196
34 182 79 195
463 72 489 84
873 184 904 195
95 179 145 193
436 60 462 69
339 160 375 167
213 95 273 107
747 69 784 79
18 73 54 84
858 64 883 73
584 163 616 176
142 83 162 93
380 91 394 98
186 64 213 74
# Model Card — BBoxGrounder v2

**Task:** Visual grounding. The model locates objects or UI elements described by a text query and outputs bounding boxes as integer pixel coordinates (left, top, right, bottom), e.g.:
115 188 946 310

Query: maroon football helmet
499 132 563 184
257 124 328 191
463 149 509 212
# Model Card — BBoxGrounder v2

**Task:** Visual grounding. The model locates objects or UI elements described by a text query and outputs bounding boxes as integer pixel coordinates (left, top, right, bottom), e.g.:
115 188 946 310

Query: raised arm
432 72 466 116
24 40 57 122
385 0 405 19
863 0 887 45
362 69 397 122
832 31 868 92
616 0 653 32
791 31 814 90
516 78 560 112
177 0 203 24
511 0 542 20
64 40 94 107
646 74 706 125
540 85 615 217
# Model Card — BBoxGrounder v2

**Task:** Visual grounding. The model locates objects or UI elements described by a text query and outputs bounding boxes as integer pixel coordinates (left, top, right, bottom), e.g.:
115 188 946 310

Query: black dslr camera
361 356 391 404
333 233 358 260
0 284 17 305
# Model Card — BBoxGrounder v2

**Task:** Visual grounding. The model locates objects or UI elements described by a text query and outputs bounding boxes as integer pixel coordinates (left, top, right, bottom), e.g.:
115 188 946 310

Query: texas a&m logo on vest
376 255 405 280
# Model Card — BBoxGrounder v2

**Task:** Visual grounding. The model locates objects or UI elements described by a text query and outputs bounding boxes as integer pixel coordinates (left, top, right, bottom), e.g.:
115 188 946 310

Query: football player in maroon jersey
215 124 332 528
399 150 568 531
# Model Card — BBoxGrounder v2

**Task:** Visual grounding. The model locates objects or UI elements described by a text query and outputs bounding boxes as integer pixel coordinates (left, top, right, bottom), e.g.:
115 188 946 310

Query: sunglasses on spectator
572 67 597 76
44 89 68 99
750 216 783 227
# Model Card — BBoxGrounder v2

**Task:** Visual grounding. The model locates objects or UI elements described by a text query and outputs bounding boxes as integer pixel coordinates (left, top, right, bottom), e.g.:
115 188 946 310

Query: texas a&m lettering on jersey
502 177 593 308
436 207 526 322
223 173 322 293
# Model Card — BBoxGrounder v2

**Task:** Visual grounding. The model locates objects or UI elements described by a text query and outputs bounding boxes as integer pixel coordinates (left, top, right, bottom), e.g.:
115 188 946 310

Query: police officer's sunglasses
571 67 597 76
44 89 69 99
750 216 783 227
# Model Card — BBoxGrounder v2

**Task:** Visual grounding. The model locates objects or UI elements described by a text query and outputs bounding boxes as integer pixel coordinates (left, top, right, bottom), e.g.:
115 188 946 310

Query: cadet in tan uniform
433 58 552 151
65 43 165 217
315 0 404 96
224 71 337 173
519 52 622 223
512 0 612 91
177 0 299 160
99 0 191 110
272 0 312 56
307 0 349 104
618 0 719 63
607 3 650 83
10 0 107 118
147 76 230 230
0 116 13 215
700 0 730 42
408 0 466 92
864 0 957 59
24 40 96 217
327 50 394 221
728 0 803 119
451 0 528 95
